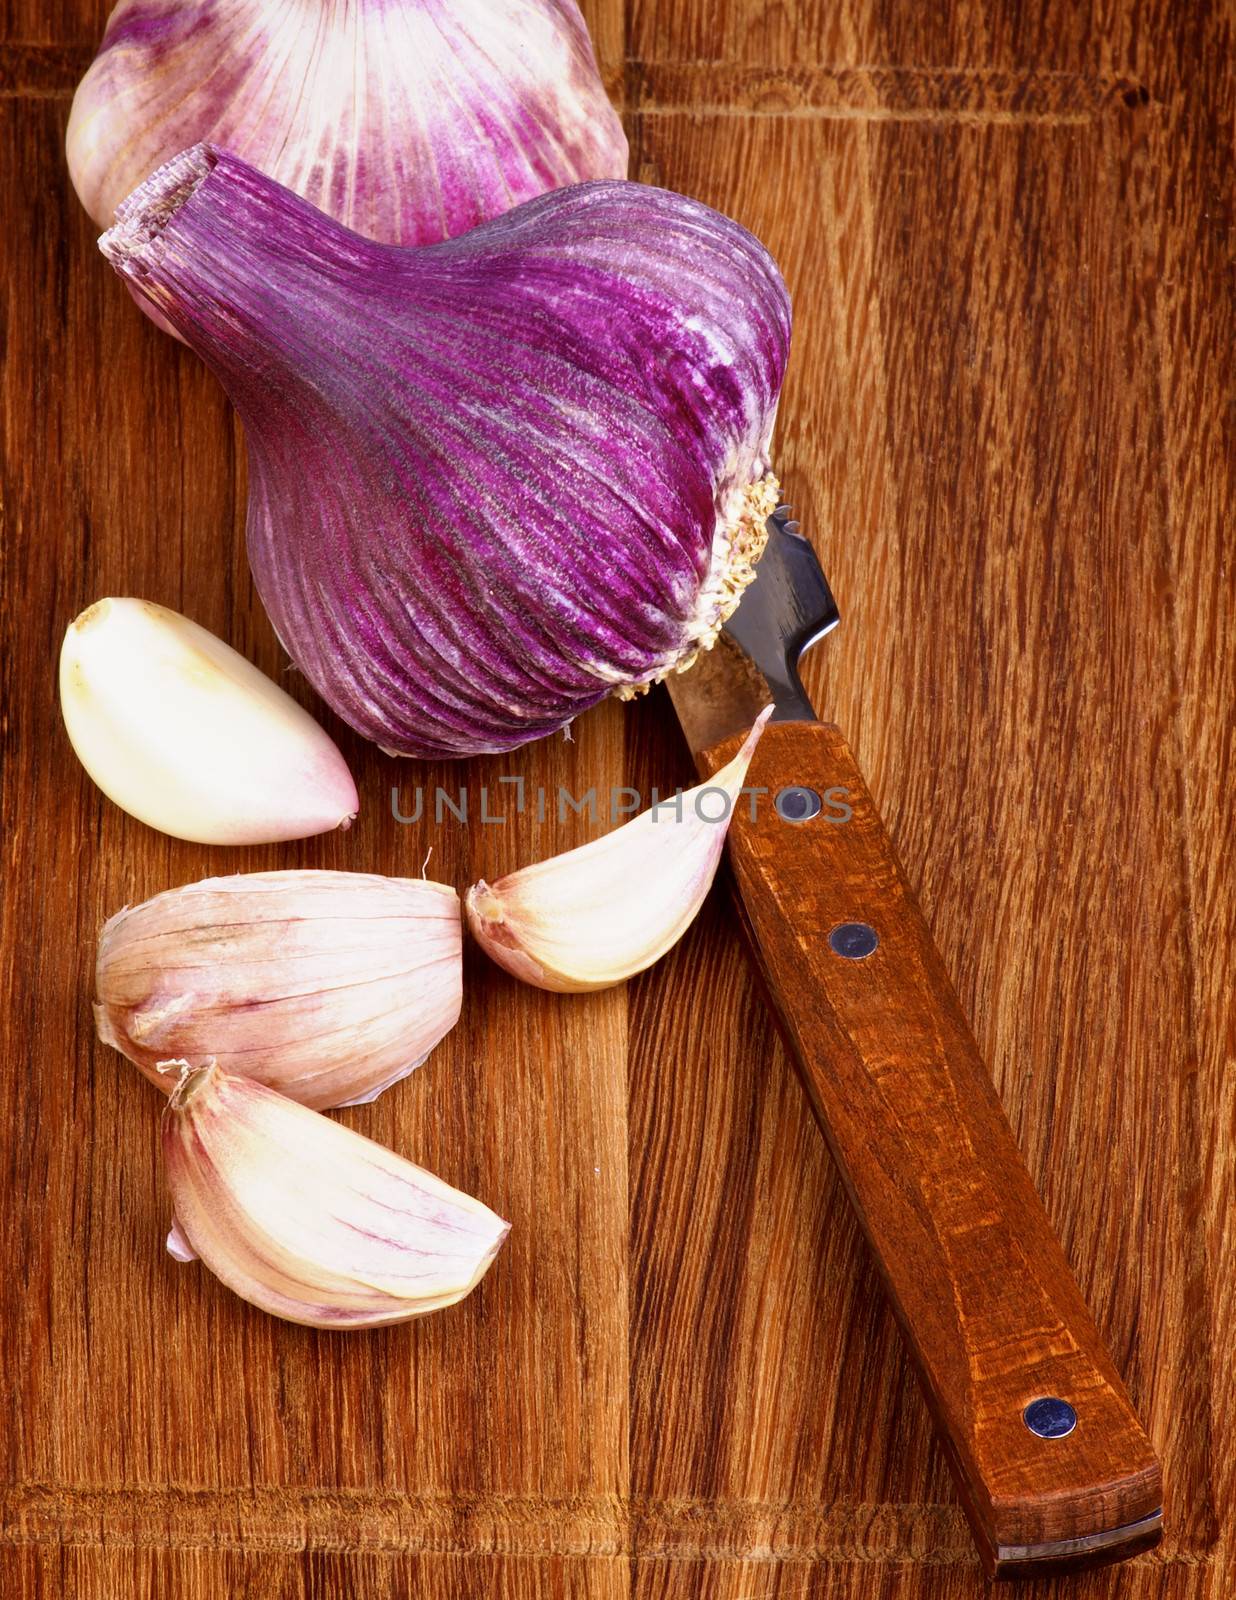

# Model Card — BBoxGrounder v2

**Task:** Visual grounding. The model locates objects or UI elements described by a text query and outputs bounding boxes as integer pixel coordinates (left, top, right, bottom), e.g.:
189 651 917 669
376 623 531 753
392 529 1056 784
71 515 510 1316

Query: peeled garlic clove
162 1063 509 1328
67 0 626 247
466 709 772 992
96 870 461 1110
98 147 790 758
60 598 358 844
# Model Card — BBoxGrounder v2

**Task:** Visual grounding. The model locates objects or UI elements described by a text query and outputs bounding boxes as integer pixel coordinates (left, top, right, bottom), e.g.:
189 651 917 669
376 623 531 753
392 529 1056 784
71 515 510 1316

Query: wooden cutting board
1 1 1231 1595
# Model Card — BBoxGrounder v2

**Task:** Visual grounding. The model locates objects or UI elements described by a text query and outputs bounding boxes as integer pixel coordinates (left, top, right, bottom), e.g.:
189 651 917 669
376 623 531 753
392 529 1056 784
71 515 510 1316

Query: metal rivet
775 786 822 823
828 922 879 960
1023 1398 1077 1439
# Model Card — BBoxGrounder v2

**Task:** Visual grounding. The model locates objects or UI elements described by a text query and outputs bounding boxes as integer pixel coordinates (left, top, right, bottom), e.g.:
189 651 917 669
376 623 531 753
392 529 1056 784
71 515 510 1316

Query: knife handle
698 719 1162 1578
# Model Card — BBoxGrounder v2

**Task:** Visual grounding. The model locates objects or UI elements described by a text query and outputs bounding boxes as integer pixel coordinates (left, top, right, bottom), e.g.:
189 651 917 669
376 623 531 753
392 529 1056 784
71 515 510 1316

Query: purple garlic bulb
68 0 627 241
99 146 791 759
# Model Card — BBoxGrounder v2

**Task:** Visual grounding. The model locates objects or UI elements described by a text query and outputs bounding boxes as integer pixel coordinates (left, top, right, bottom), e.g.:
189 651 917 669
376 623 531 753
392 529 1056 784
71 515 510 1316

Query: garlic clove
95 870 461 1110
67 0 626 254
162 1062 509 1328
166 1217 197 1262
98 148 790 758
60 598 358 844
466 709 772 992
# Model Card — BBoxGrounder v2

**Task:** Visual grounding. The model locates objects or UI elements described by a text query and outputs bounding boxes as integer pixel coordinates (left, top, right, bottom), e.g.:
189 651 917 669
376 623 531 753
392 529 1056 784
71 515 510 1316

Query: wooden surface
0 1 1231 1596
697 720 1162 1572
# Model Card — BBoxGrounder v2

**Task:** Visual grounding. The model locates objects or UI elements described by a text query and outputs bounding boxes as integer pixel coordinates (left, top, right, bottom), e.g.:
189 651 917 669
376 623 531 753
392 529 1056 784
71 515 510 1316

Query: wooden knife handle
698 719 1162 1578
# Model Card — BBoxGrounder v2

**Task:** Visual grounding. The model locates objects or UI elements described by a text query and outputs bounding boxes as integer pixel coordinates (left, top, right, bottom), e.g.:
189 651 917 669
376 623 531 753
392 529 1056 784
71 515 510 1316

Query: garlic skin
96 871 461 1110
166 1217 197 1263
67 0 627 240
466 709 771 991
99 148 791 759
162 1063 509 1328
59 598 358 844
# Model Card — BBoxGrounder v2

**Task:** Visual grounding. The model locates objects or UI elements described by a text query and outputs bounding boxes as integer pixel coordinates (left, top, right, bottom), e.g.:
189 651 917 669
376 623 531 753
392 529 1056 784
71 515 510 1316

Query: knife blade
666 505 1163 1578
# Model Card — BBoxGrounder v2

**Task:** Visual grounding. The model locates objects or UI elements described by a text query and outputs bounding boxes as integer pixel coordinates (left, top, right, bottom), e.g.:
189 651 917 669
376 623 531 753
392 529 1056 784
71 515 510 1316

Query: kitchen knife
665 504 1163 1578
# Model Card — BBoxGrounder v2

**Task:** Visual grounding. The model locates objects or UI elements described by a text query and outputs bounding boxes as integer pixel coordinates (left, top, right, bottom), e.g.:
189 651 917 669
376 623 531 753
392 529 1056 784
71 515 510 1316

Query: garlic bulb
98 147 790 759
60 598 358 843
466 708 771 991
96 871 461 1110
67 0 626 240
162 1062 509 1328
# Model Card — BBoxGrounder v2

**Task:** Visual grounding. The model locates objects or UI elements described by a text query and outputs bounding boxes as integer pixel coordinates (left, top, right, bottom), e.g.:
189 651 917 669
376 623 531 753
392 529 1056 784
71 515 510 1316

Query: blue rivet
775 786 822 823
828 922 879 960
1023 1397 1077 1439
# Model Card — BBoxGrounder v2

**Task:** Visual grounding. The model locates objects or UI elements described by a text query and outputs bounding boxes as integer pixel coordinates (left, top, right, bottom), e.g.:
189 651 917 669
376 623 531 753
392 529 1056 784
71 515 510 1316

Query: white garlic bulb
67 0 628 242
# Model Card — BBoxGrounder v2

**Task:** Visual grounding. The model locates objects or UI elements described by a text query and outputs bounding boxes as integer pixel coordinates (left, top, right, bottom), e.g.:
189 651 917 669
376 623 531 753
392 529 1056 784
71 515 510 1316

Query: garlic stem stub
98 148 791 759
96 871 462 1110
162 1063 509 1329
466 708 772 991
60 598 358 844
68 0 627 239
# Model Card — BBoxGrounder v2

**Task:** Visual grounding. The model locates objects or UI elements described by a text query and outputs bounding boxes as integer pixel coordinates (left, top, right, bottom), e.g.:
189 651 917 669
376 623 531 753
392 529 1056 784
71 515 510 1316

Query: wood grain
1 0 1231 1595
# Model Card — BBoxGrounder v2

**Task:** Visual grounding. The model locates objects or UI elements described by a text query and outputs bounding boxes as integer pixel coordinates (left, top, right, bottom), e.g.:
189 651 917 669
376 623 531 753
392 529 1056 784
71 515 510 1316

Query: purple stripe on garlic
99 148 791 758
